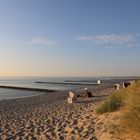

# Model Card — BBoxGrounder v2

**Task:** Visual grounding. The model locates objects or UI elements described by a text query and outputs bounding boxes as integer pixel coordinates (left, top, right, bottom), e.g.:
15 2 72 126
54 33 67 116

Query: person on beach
84 88 93 97
77 88 93 98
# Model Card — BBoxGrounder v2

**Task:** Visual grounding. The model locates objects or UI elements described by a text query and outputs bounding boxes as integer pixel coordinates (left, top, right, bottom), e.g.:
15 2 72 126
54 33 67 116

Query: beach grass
119 82 140 136
96 89 126 114
96 81 140 138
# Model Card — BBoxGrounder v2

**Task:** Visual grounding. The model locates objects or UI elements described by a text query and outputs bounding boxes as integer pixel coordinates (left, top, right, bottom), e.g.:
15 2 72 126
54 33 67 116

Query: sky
0 0 140 77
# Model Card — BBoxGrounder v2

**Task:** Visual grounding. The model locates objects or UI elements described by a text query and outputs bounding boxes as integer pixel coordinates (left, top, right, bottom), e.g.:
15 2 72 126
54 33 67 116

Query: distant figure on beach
114 84 120 90
84 88 93 97
77 88 93 98
123 81 136 88
125 82 131 87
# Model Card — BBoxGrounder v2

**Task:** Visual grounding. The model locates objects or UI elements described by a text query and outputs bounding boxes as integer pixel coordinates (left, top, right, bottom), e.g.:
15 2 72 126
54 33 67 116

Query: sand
0 84 114 140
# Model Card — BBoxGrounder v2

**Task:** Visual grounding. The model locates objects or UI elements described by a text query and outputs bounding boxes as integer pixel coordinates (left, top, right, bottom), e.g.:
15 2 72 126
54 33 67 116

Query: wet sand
0 84 114 140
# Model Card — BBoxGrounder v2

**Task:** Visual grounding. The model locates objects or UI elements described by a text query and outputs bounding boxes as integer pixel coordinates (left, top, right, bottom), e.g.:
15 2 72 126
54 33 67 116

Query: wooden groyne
0 86 56 92
35 81 99 85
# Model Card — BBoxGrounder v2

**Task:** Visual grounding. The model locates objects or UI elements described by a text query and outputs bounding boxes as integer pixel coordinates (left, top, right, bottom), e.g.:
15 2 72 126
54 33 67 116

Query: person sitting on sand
84 88 93 98
77 88 93 98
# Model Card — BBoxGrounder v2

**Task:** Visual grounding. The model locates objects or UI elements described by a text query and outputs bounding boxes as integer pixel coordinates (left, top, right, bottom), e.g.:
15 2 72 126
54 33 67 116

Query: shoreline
0 84 114 139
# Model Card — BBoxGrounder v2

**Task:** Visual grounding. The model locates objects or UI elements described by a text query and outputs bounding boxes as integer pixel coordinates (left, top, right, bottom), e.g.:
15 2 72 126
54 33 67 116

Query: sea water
0 77 88 100
0 77 139 100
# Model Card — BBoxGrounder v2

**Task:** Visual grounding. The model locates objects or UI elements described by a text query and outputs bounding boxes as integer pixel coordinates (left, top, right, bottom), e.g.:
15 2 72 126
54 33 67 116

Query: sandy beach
0 84 114 140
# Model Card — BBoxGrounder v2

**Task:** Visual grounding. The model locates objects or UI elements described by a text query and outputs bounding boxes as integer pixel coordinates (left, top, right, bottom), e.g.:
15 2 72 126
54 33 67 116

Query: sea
0 77 139 100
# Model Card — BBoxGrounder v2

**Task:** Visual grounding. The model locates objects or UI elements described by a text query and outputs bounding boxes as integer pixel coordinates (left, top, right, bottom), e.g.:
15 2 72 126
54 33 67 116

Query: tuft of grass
96 91 125 114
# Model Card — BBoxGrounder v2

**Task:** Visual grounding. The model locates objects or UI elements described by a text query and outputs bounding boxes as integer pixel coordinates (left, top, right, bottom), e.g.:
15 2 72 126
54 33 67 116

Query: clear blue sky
0 0 140 77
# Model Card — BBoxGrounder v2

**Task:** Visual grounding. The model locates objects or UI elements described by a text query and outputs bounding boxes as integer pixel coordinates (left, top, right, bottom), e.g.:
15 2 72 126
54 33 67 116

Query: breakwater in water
35 81 99 85
0 86 56 92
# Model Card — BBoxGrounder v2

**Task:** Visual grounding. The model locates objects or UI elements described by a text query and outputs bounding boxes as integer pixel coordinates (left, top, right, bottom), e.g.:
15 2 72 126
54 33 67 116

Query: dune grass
96 81 140 138
120 82 140 135
96 89 126 114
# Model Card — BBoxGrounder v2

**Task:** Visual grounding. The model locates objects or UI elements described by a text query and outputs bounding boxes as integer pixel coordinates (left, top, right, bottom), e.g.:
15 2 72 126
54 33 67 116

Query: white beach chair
114 84 120 90
69 91 74 98
67 91 75 104
67 97 73 104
